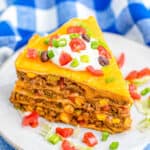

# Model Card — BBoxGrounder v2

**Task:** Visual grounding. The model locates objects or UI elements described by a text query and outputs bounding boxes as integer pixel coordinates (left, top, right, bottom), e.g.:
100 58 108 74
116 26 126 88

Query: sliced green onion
70 33 80 39
109 141 119 150
47 134 61 144
105 77 115 83
70 58 79 67
52 39 59 48
141 87 150 96
91 41 99 49
101 131 109 141
80 55 90 63
44 39 49 45
48 50 55 59
58 38 67 47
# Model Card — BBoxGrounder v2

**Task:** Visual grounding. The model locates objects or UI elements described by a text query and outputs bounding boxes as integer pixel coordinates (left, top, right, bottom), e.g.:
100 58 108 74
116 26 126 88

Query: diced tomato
86 65 103 76
129 83 137 91
61 140 77 150
82 132 98 147
59 52 72 66
56 127 74 138
22 112 39 128
125 70 138 81
98 46 111 59
137 68 150 78
130 91 141 100
67 26 86 34
69 38 86 52
117 52 125 68
58 78 65 89
49 34 59 46
125 68 150 81
101 105 110 111
129 84 141 100
26 48 38 59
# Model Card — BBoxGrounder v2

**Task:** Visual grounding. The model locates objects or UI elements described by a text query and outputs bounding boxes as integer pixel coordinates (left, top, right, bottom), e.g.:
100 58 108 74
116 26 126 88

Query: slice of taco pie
10 16 132 133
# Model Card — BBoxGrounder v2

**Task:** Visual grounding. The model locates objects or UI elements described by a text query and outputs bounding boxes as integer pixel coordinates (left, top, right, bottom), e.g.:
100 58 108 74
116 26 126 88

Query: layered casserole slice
10 16 132 133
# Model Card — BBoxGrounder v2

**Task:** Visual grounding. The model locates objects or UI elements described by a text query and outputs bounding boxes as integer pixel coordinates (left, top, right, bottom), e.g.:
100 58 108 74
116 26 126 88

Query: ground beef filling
11 92 131 133
17 71 129 105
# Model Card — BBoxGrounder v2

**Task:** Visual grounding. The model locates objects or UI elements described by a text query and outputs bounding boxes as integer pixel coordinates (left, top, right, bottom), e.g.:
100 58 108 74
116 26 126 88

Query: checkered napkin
0 0 150 149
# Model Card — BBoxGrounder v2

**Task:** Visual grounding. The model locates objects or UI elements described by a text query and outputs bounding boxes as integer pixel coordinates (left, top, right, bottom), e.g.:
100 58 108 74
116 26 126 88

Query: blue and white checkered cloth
0 0 150 149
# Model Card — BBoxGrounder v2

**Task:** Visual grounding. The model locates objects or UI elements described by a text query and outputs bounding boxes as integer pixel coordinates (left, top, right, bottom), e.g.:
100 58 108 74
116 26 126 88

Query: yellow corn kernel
96 114 106 121
75 110 82 116
99 99 108 106
64 104 74 114
60 112 70 123
27 72 37 78
112 118 120 124
75 97 84 106
124 118 131 127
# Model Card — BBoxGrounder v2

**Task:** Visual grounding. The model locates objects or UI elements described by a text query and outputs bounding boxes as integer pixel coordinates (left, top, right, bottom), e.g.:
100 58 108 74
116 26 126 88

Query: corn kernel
27 72 37 78
64 104 74 114
75 97 84 106
99 99 108 106
112 118 120 124
96 114 106 121
60 112 70 123
124 118 131 127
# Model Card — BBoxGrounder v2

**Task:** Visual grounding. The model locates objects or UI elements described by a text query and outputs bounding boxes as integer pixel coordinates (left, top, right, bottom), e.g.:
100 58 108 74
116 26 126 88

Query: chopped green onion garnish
105 77 115 83
52 39 59 48
101 131 109 141
44 39 49 45
48 50 55 59
58 38 67 47
47 134 61 144
70 58 79 67
109 141 119 150
91 41 99 49
70 33 80 39
141 87 150 96
80 55 90 63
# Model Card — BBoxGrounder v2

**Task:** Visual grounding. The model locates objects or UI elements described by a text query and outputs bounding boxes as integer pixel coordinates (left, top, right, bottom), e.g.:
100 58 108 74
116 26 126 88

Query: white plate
0 33 150 150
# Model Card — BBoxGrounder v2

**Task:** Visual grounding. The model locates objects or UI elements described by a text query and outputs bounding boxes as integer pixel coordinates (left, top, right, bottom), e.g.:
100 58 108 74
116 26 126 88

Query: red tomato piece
86 65 103 76
98 46 111 59
82 132 98 147
129 83 137 91
58 78 65 89
49 34 59 46
69 38 86 52
26 48 38 59
56 127 74 138
101 105 110 111
61 140 77 150
59 52 72 66
125 70 138 81
67 26 86 34
117 52 125 68
22 112 39 128
137 68 150 78
129 84 141 100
